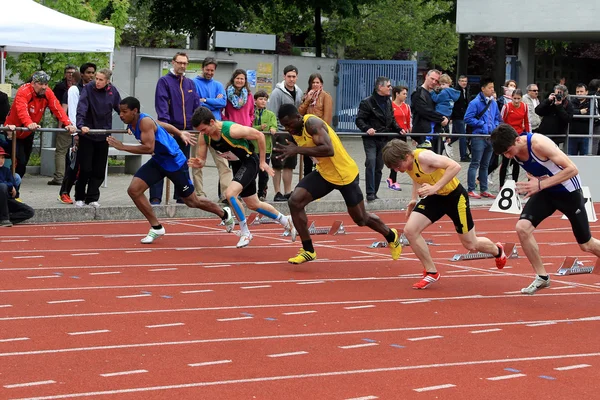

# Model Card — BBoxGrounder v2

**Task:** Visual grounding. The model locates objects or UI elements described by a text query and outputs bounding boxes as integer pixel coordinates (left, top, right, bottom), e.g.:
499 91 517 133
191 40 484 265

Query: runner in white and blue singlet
108 96 234 244
491 124 600 294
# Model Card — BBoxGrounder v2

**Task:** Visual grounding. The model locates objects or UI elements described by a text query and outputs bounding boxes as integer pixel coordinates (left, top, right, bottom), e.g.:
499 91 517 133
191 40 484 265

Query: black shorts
271 133 298 170
520 189 591 244
413 184 474 234
231 154 259 198
297 170 364 207
135 158 194 198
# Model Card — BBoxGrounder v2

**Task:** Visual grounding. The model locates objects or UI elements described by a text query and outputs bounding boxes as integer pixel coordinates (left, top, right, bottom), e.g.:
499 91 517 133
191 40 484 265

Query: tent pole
1 46 5 84
109 52 114 70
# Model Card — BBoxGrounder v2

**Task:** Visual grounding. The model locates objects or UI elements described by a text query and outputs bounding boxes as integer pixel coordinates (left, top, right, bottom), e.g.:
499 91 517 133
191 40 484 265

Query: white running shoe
89 201 100 208
283 215 297 242
521 275 550 295
444 142 454 158
141 227 166 244
236 232 253 248
75 200 85 208
222 207 235 233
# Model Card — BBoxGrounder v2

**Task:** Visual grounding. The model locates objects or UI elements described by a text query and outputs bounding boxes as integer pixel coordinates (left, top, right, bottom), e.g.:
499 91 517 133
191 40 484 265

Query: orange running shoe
495 242 507 269
59 193 73 204
412 271 440 289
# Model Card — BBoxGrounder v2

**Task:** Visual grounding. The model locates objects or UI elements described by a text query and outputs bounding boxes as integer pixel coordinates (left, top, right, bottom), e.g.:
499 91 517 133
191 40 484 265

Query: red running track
1 207 600 399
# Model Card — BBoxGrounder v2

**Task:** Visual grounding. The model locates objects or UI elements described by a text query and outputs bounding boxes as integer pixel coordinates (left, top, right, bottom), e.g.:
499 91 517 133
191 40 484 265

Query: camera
555 93 563 102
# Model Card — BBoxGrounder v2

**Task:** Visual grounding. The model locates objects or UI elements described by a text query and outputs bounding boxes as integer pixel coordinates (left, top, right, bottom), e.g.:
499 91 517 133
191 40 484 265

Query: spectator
267 65 303 202
0 147 34 226
522 84 541 132
587 79 600 154
75 68 121 208
389 85 411 191
150 52 200 205
430 73 461 157
192 57 232 200
411 69 448 152
223 69 255 126
569 83 592 156
4 71 75 179
298 73 333 178
499 88 529 186
497 79 517 110
252 90 277 201
0 89 9 124
464 77 502 199
535 84 574 146
356 76 404 201
52 64 77 115
450 75 470 162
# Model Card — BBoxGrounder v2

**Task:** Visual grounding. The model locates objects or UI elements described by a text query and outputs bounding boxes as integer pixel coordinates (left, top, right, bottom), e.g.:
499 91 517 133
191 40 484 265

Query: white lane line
240 285 272 290
486 373 526 381
296 281 325 285
188 360 232 367
407 335 443 341
67 330 110 336
181 289 213 294
351 256 376 259
346 396 378 400
72 253 100 256
554 364 591 371
445 269 471 274
339 343 378 349
116 293 151 299
125 250 152 253
217 316 253 322
0 304 12 308
526 322 557 327
203 264 231 268
413 384 456 392
436 250 459 253
2 239 29 242
550 286 576 290
53 237 79 241
149 268 178 272
47 299 85 304
0 337 29 343
26 275 60 279
400 299 430 304
504 291 523 294
267 351 308 358
282 310 317 315
344 305 375 310
145 323 185 328
470 328 502 334
14 255 44 259
4 380 55 389
100 369 148 377
90 271 121 275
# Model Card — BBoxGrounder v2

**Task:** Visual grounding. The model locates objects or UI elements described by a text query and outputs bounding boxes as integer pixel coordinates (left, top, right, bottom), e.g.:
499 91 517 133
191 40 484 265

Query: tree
121 0 187 48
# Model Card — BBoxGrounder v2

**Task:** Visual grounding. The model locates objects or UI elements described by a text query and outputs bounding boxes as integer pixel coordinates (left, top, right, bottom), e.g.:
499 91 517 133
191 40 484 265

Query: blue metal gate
334 60 417 132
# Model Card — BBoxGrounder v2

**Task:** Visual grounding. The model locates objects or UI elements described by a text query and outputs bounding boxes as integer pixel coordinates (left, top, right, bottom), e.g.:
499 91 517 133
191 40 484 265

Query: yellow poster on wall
256 62 273 95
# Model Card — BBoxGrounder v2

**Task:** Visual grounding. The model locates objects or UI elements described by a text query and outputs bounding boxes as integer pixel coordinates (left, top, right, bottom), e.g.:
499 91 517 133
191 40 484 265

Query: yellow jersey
292 115 359 185
406 148 459 196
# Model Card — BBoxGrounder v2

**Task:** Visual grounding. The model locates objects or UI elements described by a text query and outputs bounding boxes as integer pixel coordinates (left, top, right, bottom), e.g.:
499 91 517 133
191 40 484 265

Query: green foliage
121 0 187 48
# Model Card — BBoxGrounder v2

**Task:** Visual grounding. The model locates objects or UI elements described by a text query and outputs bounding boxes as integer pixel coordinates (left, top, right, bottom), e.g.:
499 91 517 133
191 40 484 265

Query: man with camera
535 84 574 146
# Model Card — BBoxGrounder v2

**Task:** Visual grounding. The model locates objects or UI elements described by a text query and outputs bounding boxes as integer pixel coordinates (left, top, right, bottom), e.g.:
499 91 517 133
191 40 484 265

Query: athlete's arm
529 134 578 190
406 181 419 217
415 150 461 197
229 124 274 176
107 117 155 154
156 120 196 146
188 133 208 169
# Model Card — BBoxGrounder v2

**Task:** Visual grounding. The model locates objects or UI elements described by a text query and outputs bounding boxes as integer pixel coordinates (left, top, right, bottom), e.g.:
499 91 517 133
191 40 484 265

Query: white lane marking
0 337 29 343
116 293 151 299
344 305 375 310
446 269 471 274
145 323 185 328
125 250 151 253
181 289 213 294
100 369 148 377
296 281 325 285
188 360 232 367
486 373 526 381
53 237 79 241
203 264 231 268
67 330 110 336
351 256 376 259
267 351 308 358
47 299 84 304
346 396 378 400
0 304 12 308
554 364 591 371
4 380 55 389
217 316 253 322
400 299 430 304
470 328 502 334
413 384 456 392
72 253 100 256
339 343 378 349
26 275 60 279
407 335 443 341
89 271 121 275
148 268 178 272
240 285 271 290
2 239 29 242
550 286 576 290
504 291 523 294
14 255 44 259
282 310 317 315
526 322 557 327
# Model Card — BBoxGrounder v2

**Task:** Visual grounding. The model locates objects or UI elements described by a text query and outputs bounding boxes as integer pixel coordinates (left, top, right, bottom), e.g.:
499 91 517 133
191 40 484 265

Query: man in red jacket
5 71 76 178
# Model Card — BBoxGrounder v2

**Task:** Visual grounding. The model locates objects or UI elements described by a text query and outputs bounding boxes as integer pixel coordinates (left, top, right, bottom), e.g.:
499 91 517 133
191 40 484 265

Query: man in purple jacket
150 52 200 204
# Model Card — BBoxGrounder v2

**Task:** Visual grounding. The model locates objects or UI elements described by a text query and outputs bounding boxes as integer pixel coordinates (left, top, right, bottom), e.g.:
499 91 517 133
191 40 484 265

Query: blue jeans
450 120 468 159
568 137 589 155
468 137 493 192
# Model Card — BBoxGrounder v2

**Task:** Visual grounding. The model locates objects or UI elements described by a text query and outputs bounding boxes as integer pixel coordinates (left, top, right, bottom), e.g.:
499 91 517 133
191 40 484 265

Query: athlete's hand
516 173 547 198
106 136 123 150
260 161 275 177
188 157 206 169
417 183 437 198
180 131 197 146
273 139 298 160
406 199 417 217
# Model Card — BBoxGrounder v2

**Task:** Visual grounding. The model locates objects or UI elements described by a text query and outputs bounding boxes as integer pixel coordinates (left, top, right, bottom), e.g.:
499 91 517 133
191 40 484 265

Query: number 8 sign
490 180 522 214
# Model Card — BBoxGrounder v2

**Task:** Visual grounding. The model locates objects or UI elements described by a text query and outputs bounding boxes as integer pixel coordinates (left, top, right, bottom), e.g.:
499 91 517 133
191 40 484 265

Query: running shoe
89 201 101 208
222 207 235 233
413 271 440 289
141 226 165 244
444 142 454 158
283 215 297 242
0 220 13 227
468 191 481 199
521 275 550 295
236 232 253 248
288 248 317 264
388 228 402 260
59 194 73 204
480 192 496 199
495 242 507 269
75 200 85 207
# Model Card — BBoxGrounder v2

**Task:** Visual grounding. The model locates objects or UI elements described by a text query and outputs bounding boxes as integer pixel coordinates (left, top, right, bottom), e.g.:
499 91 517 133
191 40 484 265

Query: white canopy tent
0 0 115 84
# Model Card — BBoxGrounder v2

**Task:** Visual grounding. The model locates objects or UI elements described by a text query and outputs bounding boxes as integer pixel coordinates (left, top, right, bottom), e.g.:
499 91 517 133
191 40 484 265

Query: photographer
535 84 574 146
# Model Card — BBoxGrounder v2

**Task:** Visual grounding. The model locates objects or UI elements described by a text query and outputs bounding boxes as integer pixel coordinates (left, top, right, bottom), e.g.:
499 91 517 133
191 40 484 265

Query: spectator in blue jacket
192 57 232 200
464 77 503 199
0 147 34 226
149 52 200 205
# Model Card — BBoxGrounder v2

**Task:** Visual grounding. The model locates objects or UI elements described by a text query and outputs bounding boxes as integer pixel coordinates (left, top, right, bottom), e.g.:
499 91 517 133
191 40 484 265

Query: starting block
247 213 278 225
556 256 600 275
308 220 345 235
368 233 434 248
450 242 518 261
